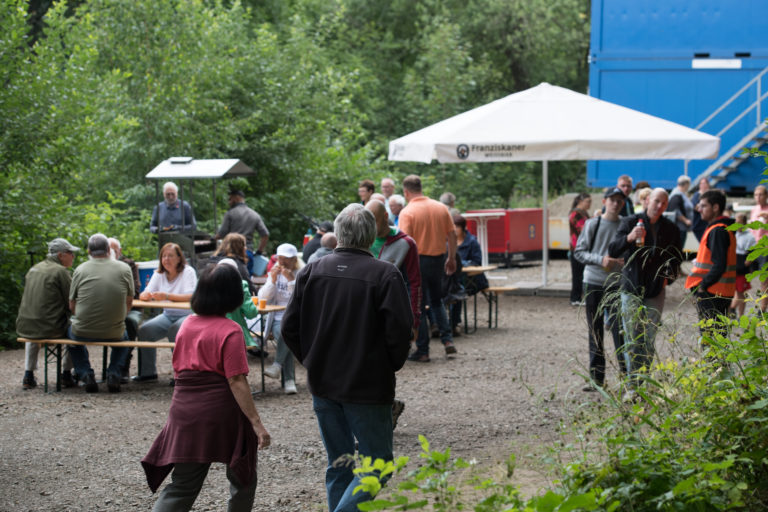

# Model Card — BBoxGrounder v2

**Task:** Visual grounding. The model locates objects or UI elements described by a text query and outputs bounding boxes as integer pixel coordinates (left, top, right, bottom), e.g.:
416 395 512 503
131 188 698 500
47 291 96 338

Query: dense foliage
0 0 589 345
354 272 768 510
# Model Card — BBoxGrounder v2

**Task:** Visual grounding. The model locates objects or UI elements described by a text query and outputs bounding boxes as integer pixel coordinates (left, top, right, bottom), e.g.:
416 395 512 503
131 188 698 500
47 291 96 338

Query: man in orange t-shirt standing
399 175 457 362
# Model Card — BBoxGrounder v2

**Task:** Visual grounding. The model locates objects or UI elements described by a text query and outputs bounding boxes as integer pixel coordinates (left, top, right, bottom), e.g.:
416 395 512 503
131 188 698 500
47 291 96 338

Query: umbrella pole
542 160 549 287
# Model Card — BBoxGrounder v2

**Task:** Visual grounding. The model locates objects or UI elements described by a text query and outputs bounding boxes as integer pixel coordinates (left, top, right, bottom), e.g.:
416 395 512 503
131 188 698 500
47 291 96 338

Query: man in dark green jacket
16 238 79 389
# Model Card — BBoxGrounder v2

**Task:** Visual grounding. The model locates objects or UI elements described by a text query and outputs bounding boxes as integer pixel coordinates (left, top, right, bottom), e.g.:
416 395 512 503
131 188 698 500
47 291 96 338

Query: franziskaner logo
456 144 469 159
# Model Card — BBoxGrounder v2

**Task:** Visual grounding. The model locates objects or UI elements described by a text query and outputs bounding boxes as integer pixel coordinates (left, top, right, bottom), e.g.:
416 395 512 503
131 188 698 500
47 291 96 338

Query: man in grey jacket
574 187 627 390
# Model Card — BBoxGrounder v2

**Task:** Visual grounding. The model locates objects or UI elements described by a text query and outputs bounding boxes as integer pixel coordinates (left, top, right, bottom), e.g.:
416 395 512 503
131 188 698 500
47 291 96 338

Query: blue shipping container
588 0 768 192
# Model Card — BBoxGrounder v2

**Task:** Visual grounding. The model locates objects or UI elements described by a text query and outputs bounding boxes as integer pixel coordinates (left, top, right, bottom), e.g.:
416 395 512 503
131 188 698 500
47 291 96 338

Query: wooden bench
18 338 174 392
462 286 518 331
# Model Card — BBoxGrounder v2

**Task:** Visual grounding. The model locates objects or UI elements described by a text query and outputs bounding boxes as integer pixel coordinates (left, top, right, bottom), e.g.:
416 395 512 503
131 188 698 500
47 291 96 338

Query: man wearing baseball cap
574 188 627 391
16 238 80 389
216 188 270 274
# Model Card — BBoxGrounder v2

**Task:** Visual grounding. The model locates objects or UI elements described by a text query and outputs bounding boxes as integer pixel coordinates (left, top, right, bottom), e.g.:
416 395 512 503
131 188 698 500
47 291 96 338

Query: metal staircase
689 65 768 188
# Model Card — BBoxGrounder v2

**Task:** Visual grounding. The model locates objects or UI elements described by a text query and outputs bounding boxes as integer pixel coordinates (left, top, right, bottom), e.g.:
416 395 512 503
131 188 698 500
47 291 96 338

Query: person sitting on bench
67 234 134 393
17 237 80 390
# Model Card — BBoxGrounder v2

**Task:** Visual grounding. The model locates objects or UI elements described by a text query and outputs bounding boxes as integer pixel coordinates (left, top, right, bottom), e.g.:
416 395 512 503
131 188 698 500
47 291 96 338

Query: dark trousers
67 326 130 380
570 254 584 303
695 292 732 338
151 462 257 512
584 283 626 385
415 254 452 355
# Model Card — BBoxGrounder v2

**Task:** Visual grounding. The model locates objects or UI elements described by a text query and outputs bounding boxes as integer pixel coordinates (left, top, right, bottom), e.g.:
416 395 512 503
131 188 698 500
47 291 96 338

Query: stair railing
685 64 768 182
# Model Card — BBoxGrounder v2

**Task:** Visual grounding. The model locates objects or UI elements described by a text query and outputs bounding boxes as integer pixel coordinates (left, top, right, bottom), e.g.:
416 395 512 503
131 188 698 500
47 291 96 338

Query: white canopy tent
388 82 720 284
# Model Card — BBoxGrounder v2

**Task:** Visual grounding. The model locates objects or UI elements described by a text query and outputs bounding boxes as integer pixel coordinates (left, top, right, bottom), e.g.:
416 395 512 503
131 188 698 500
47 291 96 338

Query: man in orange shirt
399 175 457 362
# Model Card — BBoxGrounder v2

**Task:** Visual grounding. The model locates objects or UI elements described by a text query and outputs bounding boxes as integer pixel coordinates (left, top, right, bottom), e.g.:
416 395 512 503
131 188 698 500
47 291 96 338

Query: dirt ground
0 259 703 511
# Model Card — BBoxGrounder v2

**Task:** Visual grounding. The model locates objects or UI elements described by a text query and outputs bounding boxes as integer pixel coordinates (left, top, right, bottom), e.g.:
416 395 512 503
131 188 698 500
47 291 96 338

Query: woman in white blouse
134 243 198 382
258 243 302 394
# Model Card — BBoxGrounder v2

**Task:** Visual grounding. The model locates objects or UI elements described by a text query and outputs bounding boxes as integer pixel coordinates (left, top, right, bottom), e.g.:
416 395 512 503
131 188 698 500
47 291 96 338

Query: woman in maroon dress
142 264 270 512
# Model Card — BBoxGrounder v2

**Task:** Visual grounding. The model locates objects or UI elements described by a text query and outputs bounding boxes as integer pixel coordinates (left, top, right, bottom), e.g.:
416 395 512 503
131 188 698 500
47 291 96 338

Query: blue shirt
150 200 196 234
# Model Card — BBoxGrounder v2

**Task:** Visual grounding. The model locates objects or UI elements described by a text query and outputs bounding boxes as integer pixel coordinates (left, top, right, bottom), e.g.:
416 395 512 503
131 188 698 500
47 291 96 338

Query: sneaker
82 373 98 393
284 379 297 394
263 363 281 379
430 325 440 338
61 371 77 388
107 373 121 393
407 353 430 363
131 374 158 383
452 326 462 337
392 399 405 430
22 372 37 390
444 341 457 355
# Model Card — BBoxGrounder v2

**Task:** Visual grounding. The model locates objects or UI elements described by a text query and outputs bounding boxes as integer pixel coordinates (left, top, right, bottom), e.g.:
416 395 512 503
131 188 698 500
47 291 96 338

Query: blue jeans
67 326 130 380
312 396 393 512
137 313 189 377
620 289 665 385
271 318 295 381
415 254 452 355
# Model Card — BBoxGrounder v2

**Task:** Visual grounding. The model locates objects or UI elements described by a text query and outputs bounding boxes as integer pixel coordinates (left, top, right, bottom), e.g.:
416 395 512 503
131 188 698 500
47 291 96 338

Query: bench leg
102 346 108 382
43 344 61 393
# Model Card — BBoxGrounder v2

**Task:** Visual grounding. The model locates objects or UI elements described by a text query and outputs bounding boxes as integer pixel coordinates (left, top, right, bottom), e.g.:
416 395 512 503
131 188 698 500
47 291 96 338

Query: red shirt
172 315 249 379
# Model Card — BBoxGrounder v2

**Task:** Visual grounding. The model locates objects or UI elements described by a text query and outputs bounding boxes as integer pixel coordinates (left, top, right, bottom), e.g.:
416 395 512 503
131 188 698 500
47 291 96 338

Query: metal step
693 124 768 185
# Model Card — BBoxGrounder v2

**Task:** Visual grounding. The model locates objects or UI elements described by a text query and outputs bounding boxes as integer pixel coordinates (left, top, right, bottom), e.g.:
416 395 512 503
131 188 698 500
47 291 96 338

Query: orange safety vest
685 218 737 297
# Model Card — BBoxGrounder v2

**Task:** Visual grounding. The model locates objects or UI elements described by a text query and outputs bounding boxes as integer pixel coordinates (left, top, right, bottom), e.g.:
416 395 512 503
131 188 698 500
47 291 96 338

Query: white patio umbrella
388 82 720 284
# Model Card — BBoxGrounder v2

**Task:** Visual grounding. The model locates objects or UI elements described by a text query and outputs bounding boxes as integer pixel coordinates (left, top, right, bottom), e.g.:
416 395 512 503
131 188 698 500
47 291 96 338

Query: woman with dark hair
142 264 270 511
135 243 198 382
569 193 592 306
451 215 489 335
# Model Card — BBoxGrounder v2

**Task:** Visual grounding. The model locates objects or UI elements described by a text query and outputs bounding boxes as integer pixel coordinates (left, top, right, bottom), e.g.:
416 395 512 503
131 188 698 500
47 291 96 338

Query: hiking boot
22 372 37 390
82 373 98 393
284 379 297 394
392 399 405 430
107 373 121 393
444 340 457 355
61 371 77 388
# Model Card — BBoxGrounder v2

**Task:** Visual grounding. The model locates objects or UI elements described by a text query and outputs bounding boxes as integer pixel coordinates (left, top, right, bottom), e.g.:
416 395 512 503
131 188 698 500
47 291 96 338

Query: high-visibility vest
685 218 737 297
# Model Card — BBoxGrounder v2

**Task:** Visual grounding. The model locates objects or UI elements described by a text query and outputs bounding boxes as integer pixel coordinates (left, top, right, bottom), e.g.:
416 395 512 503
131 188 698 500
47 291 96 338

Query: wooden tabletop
463 265 498 276
133 299 192 309
256 304 286 314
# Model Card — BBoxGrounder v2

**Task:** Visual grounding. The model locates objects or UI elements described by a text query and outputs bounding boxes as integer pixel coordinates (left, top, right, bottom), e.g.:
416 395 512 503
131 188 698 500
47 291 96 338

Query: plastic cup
251 296 259 306
259 298 267 309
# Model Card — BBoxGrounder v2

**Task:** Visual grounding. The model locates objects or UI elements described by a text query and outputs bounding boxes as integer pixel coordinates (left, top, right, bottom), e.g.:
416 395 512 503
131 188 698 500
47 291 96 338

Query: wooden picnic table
463 264 498 276
133 299 192 309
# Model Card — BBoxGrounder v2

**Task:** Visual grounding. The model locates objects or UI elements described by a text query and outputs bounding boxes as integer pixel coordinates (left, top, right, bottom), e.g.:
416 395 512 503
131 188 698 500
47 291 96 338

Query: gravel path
0 259 701 511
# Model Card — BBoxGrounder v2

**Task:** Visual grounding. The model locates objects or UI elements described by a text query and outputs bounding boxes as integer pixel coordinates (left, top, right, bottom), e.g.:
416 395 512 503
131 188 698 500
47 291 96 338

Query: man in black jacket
282 203 413 512
608 188 682 392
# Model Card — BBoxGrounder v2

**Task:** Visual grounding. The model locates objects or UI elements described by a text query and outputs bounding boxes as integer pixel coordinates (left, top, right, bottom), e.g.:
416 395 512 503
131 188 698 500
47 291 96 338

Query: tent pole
542 160 549 287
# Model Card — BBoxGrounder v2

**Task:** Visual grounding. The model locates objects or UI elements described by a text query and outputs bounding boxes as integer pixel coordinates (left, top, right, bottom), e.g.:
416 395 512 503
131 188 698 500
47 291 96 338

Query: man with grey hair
282 203 413 512
439 191 460 217
67 234 135 393
109 237 142 381
389 194 405 227
609 188 682 396
667 175 694 248
381 177 396 222
150 181 196 234
17 238 79 389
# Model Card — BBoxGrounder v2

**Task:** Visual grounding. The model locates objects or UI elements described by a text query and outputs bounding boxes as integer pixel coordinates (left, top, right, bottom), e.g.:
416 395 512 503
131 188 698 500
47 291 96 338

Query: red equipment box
465 208 542 264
